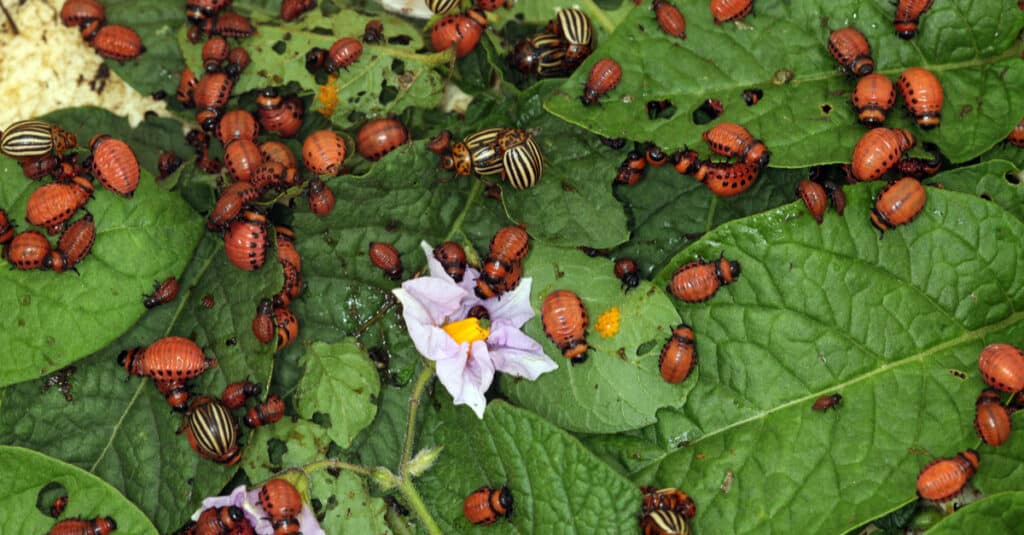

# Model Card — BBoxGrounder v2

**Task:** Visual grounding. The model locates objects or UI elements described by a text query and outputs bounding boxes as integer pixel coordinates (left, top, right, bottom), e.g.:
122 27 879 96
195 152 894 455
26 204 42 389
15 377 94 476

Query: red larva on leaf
870 177 926 236
710 0 753 24
916 449 979 502
244 393 286 427
202 36 230 71
898 67 944 130
368 241 402 280
47 517 117 535
223 139 264 183
144 276 180 308
89 135 140 197
581 58 622 105
668 256 740 302
827 27 874 76
979 343 1024 393
252 298 275 344
221 380 262 409
796 180 828 224
326 37 363 73
46 213 96 273
850 128 914 181
273 306 299 350
356 118 409 161
259 478 303 521
659 324 696 384
851 74 896 127
463 486 513 525
975 389 1011 446
541 289 589 363
25 176 93 229
86 24 145 61
302 129 347 175
61 0 105 27
6 230 51 270
217 110 259 144
280 0 316 21
224 210 268 271
653 0 686 39
307 178 335 216
894 0 935 39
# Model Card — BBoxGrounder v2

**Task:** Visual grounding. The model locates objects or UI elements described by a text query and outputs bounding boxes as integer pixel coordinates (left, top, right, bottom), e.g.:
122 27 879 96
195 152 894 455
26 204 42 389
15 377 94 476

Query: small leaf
928 492 1024 534
242 419 332 484
933 160 1024 220
295 340 381 449
416 399 640 533
311 467 392 534
546 0 1024 167
0 446 157 533
0 234 281 533
0 155 202 386
501 243 689 434
633 185 1024 534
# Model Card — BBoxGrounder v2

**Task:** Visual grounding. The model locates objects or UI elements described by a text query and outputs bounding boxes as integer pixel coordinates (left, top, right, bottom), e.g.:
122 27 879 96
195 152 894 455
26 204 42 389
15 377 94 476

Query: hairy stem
397 474 444 535
401 362 436 466
304 458 375 478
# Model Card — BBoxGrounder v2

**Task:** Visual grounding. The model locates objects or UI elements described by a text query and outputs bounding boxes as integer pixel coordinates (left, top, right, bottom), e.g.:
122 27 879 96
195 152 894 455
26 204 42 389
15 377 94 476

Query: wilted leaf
0 446 157 534
242 419 332 483
629 185 1024 534
0 233 281 533
177 9 445 129
0 155 202 386
501 243 689 434
928 492 1024 534
417 399 640 533
546 0 1024 167
295 340 381 449
311 468 392 535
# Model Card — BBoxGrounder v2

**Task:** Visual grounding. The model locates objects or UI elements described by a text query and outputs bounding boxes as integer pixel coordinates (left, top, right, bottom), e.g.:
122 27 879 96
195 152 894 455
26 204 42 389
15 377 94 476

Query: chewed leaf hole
272 41 287 55
267 438 287 468
648 99 676 120
820 103 833 114
636 339 660 356
1005 172 1022 185
36 482 68 518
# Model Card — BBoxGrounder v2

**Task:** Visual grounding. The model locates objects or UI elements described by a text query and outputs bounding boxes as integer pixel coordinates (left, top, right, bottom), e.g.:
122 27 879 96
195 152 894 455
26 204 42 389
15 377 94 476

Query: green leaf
629 185 1024 534
295 340 381 449
242 419 332 483
352 377 420 471
417 399 640 533
311 468 392 535
102 0 189 108
0 446 157 534
177 9 445 129
0 233 281 533
933 160 1024 221
501 243 689 434
0 155 202 387
612 164 806 276
928 492 1024 535
41 107 194 182
503 81 630 249
546 0 1024 167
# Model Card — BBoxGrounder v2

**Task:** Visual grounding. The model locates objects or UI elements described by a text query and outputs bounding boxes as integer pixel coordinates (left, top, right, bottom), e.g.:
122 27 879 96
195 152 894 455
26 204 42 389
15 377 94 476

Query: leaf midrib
87 251 217 473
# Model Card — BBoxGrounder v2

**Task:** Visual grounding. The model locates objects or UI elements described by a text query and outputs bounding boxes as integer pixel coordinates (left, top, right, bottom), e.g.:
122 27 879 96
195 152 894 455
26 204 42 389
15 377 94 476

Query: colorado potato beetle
176 67 198 107
614 257 640 290
193 72 234 112
851 73 896 127
49 494 68 517
430 10 487 58
61 0 105 27
796 180 828 224
85 24 145 61
155 379 191 412
549 7 594 63
259 141 298 169
463 486 513 525
193 506 245 534
120 336 216 380
325 37 363 73
303 129 347 175
640 509 689 535
692 160 761 197
221 381 262 410
870 177 926 235
47 517 117 535
427 0 459 14
850 128 915 181
489 225 529 263
668 255 740 302
244 394 286 427
273 306 299 350
307 178 335 216
202 36 229 71
916 449 979 502
581 58 622 106
46 213 96 273
702 122 769 167
742 88 763 105
812 393 842 411
226 47 251 78
0 209 14 245
1008 118 1024 147
898 67 943 130
280 0 316 21
257 92 304 138
653 0 686 39
217 110 259 144
434 241 467 282
89 135 140 197
224 210 268 271
641 487 696 520
25 176 93 229
356 118 408 161
180 396 240 465
827 27 873 76
508 32 579 78
369 241 402 280
142 277 179 309
19 154 61 180
615 151 646 185
1 120 77 160
224 139 264 183
894 0 934 39
207 181 260 230
710 0 752 24
259 478 303 522
542 289 589 363
659 324 696 384
979 343 1024 393
157 151 182 179
6 230 51 270
975 389 1011 447
213 12 256 38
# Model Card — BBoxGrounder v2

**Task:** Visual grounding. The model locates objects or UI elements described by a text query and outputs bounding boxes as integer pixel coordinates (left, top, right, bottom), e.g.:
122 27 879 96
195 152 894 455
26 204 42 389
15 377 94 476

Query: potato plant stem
304 458 374 478
400 363 436 467
397 474 444 535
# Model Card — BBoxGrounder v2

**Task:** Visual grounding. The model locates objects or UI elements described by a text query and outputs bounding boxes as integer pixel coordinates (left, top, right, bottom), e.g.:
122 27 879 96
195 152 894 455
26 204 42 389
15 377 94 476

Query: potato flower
195 485 324 535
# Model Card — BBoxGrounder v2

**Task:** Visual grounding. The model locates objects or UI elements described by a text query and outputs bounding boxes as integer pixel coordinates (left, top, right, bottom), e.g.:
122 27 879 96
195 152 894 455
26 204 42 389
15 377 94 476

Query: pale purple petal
400 276 469 325
488 322 558 380
454 341 496 418
296 504 326 535
458 266 482 294
242 488 275 534
483 277 536 328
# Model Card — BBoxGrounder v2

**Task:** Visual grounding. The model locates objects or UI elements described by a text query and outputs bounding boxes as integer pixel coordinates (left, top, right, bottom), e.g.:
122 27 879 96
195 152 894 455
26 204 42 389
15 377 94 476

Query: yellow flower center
442 318 491 345
595 307 621 339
